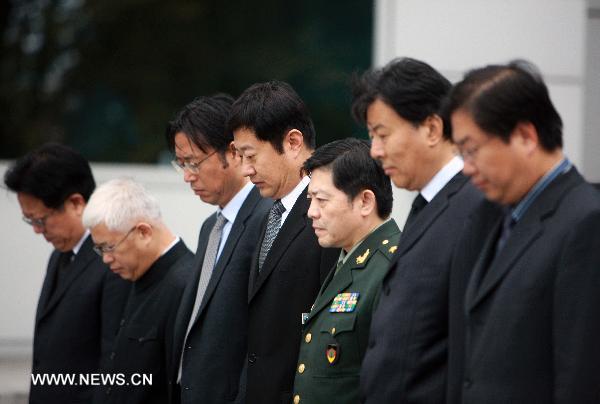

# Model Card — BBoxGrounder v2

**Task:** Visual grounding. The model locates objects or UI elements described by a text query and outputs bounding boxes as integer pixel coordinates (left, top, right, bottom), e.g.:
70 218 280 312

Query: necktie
51 251 74 298
179 213 227 381
258 200 286 272
495 211 515 255
404 193 428 230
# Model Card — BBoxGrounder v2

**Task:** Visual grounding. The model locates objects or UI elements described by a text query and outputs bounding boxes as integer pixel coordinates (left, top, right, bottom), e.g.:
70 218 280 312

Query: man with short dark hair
165 94 272 404
3 143 129 404
445 60 600 403
352 58 483 403
230 81 339 404
292 138 400 403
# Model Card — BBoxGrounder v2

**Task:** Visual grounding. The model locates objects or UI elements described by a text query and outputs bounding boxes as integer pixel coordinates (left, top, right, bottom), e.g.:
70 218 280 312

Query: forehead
17 192 51 215
174 132 208 156
366 99 412 131
233 127 268 150
308 168 338 193
450 109 486 143
90 222 122 243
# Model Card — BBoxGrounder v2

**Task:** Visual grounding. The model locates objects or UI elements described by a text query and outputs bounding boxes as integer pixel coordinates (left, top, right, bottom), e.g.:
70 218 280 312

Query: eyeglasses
171 151 216 174
22 210 58 228
92 226 136 257
457 137 492 162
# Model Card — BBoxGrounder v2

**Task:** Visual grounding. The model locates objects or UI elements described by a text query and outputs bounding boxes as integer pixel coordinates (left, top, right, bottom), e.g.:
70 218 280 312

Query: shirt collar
280 176 310 213
420 156 464 202
72 229 90 255
510 157 571 223
339 218 392 265
218 181 254 225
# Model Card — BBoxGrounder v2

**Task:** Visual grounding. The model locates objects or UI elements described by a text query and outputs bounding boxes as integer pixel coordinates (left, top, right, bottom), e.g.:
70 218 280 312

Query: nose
183 169 196 183
307 198 319 220
102 253 113 265
241 162 256 178
462 158 477 177
370 137 384 160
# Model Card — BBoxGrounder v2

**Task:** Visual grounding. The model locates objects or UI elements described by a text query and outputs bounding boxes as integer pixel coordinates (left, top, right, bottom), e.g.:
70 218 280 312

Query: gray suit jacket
169 186 271 404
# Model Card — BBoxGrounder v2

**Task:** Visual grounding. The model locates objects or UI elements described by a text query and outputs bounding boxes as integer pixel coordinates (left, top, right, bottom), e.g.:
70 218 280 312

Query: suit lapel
397 174 468 257
36 251 60 321
197 188 262 317
249 187 309 302
38 236 97 321
466 168 583 312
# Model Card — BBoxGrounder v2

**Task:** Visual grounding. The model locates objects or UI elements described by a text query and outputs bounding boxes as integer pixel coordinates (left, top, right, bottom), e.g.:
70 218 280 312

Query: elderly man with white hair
82 177 193 404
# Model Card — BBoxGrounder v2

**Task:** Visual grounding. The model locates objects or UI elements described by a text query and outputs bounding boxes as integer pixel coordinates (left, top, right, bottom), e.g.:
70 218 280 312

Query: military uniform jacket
246 187 339 404
95 240 193 404
293 220 401 404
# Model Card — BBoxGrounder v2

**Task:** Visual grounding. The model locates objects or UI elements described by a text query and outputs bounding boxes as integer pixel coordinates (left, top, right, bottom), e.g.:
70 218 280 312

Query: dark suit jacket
293 220 401 404
360 173 482 404
169 186 272 404
96 239 193 404
246 186 339 404
448 167 600 404
30 235 130 404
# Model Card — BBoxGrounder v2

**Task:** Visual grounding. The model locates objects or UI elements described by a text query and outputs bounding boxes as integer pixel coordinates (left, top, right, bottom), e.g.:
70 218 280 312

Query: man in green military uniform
292 138 400 403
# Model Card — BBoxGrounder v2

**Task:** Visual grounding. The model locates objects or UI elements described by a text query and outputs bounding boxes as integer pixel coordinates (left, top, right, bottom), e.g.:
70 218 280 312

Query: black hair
4 142 96 209
227 80 316 153
303 138 393 219
351 57 452 137
441 59 563 150
165 93 235 160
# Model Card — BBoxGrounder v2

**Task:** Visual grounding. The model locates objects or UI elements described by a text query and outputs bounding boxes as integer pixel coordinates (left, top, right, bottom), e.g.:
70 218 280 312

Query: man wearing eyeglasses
82 177 193 404
3 143 130 404
444 60 600 403
165 94 272 404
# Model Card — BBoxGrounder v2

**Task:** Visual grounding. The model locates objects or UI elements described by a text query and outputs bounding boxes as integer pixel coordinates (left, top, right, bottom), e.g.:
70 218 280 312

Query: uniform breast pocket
316 315 360 376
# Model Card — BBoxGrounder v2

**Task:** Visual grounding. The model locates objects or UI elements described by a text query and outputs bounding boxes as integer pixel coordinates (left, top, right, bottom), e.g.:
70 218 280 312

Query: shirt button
464 378 472 388
293 394 301 404
110 352 116 360
305 333 312 343
248 353 257 363
298 363 305 374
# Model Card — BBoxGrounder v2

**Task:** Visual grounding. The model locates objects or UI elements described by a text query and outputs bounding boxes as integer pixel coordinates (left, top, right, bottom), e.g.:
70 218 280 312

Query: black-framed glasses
171 151 217 174
92 226 137 257
22 210 58 228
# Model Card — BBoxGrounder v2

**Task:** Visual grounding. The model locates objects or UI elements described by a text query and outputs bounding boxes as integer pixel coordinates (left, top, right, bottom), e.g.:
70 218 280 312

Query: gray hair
82 177 162 232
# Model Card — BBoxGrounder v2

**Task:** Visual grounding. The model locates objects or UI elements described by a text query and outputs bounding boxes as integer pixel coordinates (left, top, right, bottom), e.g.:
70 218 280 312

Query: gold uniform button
298 363 306 373
382 239 389 245
305 333 312 343
294 395 300 404
331 327 336 335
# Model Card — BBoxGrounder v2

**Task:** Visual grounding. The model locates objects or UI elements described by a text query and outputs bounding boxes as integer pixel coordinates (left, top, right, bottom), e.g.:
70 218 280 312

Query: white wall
0 162 213 356
0 161 415 355
375 0 596 182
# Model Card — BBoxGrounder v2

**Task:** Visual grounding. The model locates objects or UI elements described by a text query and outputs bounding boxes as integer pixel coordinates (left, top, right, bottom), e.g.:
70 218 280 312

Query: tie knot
272 200 286 217
412 194 428 211
215 213 227 229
